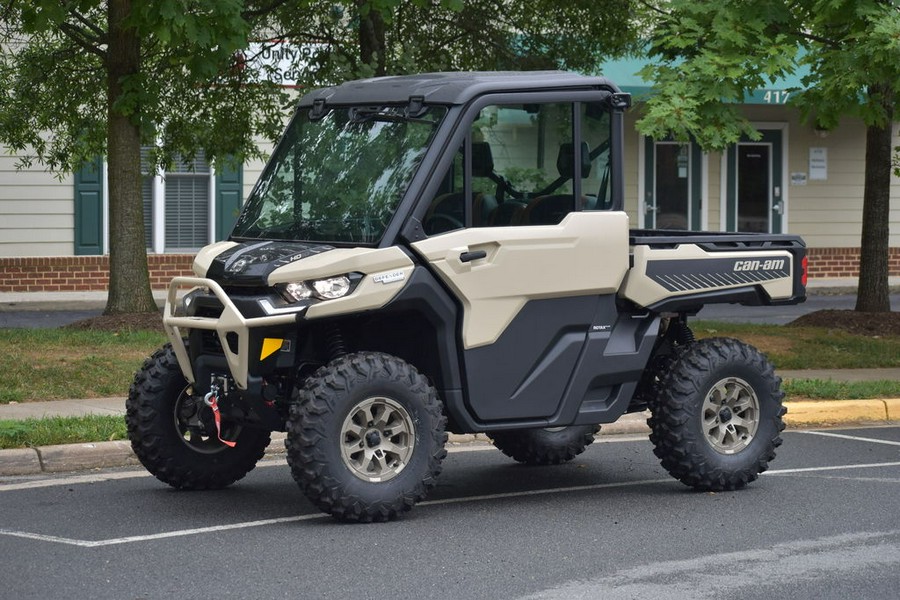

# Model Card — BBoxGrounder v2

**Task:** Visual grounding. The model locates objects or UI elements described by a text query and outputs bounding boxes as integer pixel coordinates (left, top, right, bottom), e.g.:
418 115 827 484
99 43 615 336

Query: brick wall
0 255 194 292
806 247 900 279
1 248 898 292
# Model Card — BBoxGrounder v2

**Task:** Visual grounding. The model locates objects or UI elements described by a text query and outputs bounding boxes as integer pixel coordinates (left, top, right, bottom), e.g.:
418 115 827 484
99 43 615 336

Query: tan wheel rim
701 377 760 455
340 396 416 482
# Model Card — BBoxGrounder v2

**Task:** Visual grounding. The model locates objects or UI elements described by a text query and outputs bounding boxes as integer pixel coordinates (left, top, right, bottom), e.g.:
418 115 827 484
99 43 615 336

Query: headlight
312 275 351 299
278 275 352 303
282 282 313 302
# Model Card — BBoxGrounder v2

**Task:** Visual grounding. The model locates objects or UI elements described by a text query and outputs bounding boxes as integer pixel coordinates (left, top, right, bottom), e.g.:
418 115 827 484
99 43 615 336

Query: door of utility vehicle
410 97 631 423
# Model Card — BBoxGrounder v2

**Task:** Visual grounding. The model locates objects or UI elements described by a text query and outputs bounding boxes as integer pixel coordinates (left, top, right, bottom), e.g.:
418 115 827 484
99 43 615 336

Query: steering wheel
424 213 464 235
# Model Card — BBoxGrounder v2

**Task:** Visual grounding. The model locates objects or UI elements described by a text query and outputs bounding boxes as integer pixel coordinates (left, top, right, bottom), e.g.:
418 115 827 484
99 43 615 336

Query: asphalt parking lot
2 426 899 599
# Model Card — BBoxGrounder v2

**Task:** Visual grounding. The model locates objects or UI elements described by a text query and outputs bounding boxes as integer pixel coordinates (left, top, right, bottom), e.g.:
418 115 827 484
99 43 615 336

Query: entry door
643 138 702 230
726 130 783 233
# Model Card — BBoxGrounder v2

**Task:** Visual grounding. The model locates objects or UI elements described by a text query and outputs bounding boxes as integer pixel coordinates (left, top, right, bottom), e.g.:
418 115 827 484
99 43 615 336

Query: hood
204 241 334 286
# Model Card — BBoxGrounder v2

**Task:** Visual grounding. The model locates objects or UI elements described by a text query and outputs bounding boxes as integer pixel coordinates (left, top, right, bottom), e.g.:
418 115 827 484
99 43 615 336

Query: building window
140 150 218 253
163 154 210 252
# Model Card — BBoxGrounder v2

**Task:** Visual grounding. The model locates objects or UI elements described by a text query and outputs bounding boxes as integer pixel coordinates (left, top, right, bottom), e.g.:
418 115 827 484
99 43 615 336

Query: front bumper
162 276 300 390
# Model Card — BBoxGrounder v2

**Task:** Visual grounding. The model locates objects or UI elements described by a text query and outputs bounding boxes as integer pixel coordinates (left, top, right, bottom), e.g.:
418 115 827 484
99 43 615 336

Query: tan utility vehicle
127 72 807 522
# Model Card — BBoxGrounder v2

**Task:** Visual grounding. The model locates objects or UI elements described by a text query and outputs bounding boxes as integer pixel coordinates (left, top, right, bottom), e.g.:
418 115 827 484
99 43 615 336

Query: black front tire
286 352 447 522
126 344 271 490
489 425 600 465
647 337 786 491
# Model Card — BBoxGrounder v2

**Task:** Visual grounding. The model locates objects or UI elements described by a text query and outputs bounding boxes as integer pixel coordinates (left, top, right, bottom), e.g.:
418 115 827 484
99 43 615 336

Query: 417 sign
762 90 791 104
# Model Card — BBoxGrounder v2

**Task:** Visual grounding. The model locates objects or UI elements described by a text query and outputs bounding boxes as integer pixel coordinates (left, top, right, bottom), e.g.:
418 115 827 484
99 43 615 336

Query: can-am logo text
733 259 786 272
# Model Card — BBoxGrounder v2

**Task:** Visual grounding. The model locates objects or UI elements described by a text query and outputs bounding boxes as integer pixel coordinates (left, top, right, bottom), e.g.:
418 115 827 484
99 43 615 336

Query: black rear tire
126 344 271 490
647 337 786 491
489 425 600 465
286 352 447 522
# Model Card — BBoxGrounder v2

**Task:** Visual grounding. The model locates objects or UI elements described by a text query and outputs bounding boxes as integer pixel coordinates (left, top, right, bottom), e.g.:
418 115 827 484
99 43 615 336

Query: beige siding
741 105 900 248
0 150 74 256
705 151 723 231
241 101 294 202
622 112 640 226
241 140 274 202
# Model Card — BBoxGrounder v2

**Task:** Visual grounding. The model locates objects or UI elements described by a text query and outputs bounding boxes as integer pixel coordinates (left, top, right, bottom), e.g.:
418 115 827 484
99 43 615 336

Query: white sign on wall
245 41 316 87
809 147 828 180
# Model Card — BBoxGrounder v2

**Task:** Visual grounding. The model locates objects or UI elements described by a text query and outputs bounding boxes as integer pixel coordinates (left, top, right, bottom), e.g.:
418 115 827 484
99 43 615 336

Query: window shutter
215 158 243 241
74 157 103 255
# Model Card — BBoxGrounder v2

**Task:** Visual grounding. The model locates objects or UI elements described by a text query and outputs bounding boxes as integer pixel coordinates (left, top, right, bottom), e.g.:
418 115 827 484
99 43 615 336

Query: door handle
459 250 487 263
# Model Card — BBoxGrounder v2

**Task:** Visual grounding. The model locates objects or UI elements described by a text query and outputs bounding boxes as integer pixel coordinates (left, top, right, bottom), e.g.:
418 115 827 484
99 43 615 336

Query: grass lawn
0 328 166 403
692 321 900 369
0 415 128 449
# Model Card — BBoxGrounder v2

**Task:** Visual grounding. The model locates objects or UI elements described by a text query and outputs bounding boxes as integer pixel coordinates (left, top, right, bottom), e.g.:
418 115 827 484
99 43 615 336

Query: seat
488 200 527 226
423 142 503 234
521 142 591 225
521 195 575 225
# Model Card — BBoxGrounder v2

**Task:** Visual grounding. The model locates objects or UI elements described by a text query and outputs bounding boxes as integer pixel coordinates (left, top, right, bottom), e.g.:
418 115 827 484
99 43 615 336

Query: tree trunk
105 0 157 315
357 1 386 76
855 84 893 312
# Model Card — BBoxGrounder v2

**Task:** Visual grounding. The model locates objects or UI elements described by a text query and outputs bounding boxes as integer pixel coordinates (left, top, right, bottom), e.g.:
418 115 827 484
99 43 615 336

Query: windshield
232 105 447 244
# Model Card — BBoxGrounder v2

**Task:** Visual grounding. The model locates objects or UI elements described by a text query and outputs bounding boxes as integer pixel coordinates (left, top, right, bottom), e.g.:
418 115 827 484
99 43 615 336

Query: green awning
597 56 809 105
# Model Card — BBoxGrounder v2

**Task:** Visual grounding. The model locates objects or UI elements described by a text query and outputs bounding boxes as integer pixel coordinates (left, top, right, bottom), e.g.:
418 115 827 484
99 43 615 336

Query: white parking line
0 514 325 548
0 459 285 492
420 478 673 507
4 460 900 548
765 460 900 475
797 430 900 447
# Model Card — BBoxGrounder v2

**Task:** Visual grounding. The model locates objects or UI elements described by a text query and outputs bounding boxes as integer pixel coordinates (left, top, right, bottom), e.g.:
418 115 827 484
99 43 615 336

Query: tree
637 0 900 312
0 0 291 314
281 0 642 85
0 0 641 315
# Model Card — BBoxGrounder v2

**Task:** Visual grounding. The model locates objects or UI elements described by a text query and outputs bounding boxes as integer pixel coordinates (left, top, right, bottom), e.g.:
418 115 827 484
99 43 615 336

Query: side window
472 103 574 226
423 144 466 235
423 101 604 235
581 103 613 211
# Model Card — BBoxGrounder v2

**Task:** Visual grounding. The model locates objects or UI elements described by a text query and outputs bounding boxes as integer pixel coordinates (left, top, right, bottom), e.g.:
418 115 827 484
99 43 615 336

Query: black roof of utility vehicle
298 71 622 107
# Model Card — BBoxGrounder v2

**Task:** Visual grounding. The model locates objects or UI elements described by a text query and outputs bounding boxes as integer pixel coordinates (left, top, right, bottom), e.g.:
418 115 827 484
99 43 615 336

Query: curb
2 402 898 478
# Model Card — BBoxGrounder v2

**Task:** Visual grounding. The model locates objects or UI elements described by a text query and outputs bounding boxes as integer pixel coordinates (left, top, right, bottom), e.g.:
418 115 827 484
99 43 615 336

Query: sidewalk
2 368 899 477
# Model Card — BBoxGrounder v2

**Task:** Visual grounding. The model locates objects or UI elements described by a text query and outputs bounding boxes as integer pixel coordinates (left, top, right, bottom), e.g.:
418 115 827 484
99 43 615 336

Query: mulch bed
64 311 167 334
787 309 900 336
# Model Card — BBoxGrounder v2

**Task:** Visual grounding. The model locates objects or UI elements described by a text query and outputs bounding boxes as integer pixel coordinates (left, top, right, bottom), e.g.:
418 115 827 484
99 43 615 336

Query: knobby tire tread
646 337 786 491
126 344 270 490
490 425 600 465
285 352 447 522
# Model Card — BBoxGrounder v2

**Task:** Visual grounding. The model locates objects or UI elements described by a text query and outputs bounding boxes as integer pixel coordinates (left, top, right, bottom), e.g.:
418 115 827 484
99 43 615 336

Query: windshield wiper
348 107 433 125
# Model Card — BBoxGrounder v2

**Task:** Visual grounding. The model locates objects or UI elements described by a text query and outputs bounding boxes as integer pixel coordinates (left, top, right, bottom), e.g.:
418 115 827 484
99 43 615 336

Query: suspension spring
325 324 348 360
671 317 696 345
